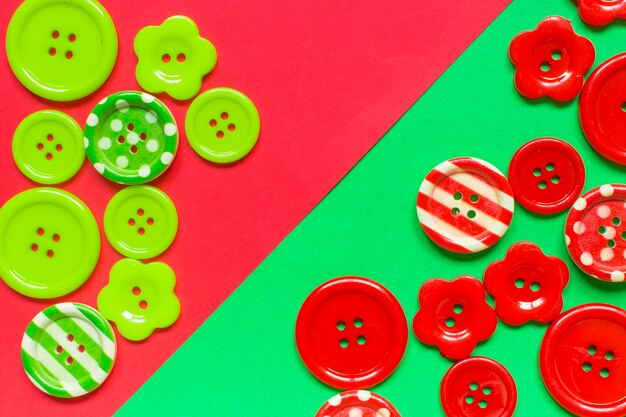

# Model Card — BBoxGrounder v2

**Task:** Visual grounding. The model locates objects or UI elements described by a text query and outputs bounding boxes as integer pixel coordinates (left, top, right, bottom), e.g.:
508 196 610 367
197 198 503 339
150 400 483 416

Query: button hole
66 357 74 365
356 335 366 345
47 134 54 142
46 153 53 161
465 396 474 404
132 286 141 296
69 33 76 42
353 318 363 328
538 180 547 189
445 317 455 328
540 61 550 72
546 162 554 171
216 131 224 139
55 345 62 354
137 209 144 216
469 382 478 391
336 321 346 331
453 304 463 314
228 123 236 131
65 50 73 60
479 400 488 409
31 243 38 252
469 194 479 203
606 351 615 361
608 239 616 248
118 136 125 144
139 300 148 310
140 132 147 140
37 227 45 236
47 249 54 258
601 368 610 378
128 218 136 226
138 227 145 236
78 345 85 353
515 277 524 288
37 143 44 151
147 218 154 226
533 167 541 177
467 210 476 219
67 334 74 342
551 175 560 184
52 233 60 243
613 217 622 226
530 282 540 292
483 386 492 395
52 30 59 39
128 123 134 131
453 192 462 201
588 345 598 354
162 54 171 63
221 112 229 120
177 53 186 62
130 145 138 154
209 119 217 127
339 338 349 348
451 207 460 217
552 49 562 60
56 144 63 152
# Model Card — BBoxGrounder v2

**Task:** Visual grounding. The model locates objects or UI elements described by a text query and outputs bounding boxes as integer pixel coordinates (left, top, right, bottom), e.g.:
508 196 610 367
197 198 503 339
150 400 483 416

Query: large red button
315 390 401 417
576 0 626 26
295 277 408 389
565 184 626 282
440 356 517 417
508 138 585 214
417 157 514 253
540 304 626 416
580 53 626 165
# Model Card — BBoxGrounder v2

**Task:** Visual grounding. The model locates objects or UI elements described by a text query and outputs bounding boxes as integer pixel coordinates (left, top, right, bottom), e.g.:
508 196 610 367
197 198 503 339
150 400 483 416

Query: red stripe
419 222 472 253
450 157 513 195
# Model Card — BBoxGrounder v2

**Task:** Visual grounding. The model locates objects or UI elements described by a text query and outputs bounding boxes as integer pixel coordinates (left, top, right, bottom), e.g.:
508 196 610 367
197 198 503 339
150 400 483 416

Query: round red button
540 304 626 416
315 390 401 417
565 184 626 282
440 356 517 417
508 138 585 214
576 0 626 26
295 277 408 389
580 53 626 165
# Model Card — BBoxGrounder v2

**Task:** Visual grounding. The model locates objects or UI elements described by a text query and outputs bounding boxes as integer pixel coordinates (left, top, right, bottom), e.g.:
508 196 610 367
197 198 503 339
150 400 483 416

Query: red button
412 276 497 360
295 277 408 389
315 390 400 417
576 0 626 26
508 138 585 214
440 357 517 417
509 16 595 101
484 242 569 325
540 304 626 416
580 53 626 165
565 184 626 282
417 157 514 254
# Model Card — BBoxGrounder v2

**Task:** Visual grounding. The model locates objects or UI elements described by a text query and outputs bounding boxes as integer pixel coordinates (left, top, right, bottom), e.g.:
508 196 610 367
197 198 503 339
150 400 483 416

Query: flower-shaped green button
6 0 118 101
84 91 179 184
0 188 100 298
134 16 217 101
104 186 178 259
13 110 85 184
185 88 260 163
97 258 180 341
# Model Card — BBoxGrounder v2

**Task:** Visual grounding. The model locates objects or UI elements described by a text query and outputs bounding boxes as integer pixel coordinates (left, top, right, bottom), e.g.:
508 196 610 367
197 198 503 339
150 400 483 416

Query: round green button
6 0 118 102
84 91 179 184
0 188 100 298
185 87 260 163
104 186 178 259
13 110 85 184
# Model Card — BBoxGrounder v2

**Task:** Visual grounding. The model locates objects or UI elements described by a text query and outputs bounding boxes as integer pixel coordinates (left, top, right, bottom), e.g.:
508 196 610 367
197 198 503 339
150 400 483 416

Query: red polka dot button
440 356 517 417
295 277 408 389
576 0 626 26
315 390 400 417
540 304 626 416
508 138 585 215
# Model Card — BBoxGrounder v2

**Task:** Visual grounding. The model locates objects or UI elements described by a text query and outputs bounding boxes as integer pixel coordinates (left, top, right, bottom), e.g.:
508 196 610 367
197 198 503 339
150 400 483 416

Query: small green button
84 91 179 184
0 188 100 298
185 87 260 163
6 0 118 101
104 186 178 259
97 258 180 341
12 110 85 184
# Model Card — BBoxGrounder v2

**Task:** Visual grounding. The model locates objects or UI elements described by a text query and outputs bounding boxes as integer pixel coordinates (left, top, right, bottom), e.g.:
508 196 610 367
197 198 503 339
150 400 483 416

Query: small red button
540 304 626 416
315 390 401 417
565 184 626 282
484 242 569 325
440 356 517 417
580 53 626 165
295 277 408 389
412 276 497 360
576 0 626 26
509 16 595 101
508 138 585 214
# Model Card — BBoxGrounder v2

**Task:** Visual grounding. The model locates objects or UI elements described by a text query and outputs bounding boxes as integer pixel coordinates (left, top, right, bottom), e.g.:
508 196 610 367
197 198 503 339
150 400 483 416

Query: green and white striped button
21 302 116 398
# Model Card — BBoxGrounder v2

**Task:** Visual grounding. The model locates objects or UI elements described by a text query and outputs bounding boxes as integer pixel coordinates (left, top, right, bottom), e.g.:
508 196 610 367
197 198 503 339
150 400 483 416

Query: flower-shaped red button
484 242 569 325
509 16 595 101
541 304 626 416
295 277 408 389
315 390 401 417
508 138 585 214
440 357 517 417
412 276 497 360
576 0 626 26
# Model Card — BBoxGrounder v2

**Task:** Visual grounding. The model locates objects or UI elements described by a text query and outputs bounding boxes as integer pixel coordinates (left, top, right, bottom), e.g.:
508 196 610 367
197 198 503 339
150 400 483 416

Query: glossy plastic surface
295 276 408 390
412 276 497 360
315 390 401 417
576 0 626 26
508 137 585 214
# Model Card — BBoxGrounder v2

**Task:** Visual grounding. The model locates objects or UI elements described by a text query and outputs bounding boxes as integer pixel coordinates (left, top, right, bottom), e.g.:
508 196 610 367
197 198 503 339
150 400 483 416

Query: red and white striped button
565 184 626 282
417 157 514 253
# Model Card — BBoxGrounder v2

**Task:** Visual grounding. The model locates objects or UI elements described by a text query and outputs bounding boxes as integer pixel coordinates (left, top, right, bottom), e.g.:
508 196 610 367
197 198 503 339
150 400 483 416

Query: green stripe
76 303 115 340
21 349 70 398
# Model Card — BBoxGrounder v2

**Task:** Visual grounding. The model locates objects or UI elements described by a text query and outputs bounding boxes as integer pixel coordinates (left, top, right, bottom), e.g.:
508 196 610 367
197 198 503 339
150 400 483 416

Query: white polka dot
116 156 129 168
116 99 130 112
99 97 108 104
601 184 615 197
98 137 112 150
357 391 371 402
141 93 155 103
110 119 123 132
127 132 140 145
376 409 391 417
94 163 105 174
87 113 99 127
573 221 586 235
611 271 625 282
146 139 159 152
84 136 89 148
328 394 342 406
145 111 157 124
581 252 593 266
573 198 587 211
597 205 611 219
138 164 151 178
349 408 363 417
161 152 174 165
604 226 617 239
164 123 177 136
565 234 571 246
601 247 615 261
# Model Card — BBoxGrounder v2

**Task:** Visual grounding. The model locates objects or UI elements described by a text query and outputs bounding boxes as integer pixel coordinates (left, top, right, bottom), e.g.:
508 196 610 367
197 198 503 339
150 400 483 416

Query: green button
104 186 178 259
185 87 260 163
0 188 100 298
135 15 217 101
6 0 118 102
84 91 179 184
12 110 85 184
97 258 180 341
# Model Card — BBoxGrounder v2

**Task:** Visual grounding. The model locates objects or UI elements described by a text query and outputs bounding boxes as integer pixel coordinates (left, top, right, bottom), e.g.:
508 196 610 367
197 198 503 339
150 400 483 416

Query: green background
116 1 626 415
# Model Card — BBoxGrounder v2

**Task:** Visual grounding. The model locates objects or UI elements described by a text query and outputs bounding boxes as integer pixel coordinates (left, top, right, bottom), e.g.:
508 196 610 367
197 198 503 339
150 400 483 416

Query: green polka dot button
104 186 178 259
185 87 260 163
84 91 179 184
12 110 85 184
0 188 100 299
6 0 118 102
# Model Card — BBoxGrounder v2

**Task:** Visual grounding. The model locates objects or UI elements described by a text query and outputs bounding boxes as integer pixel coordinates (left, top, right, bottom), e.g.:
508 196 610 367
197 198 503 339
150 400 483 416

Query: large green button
84 91 179 184
185 88 260 163
0 188 100 298
104 186 178 259
12 110 85 184
6 0 118 102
